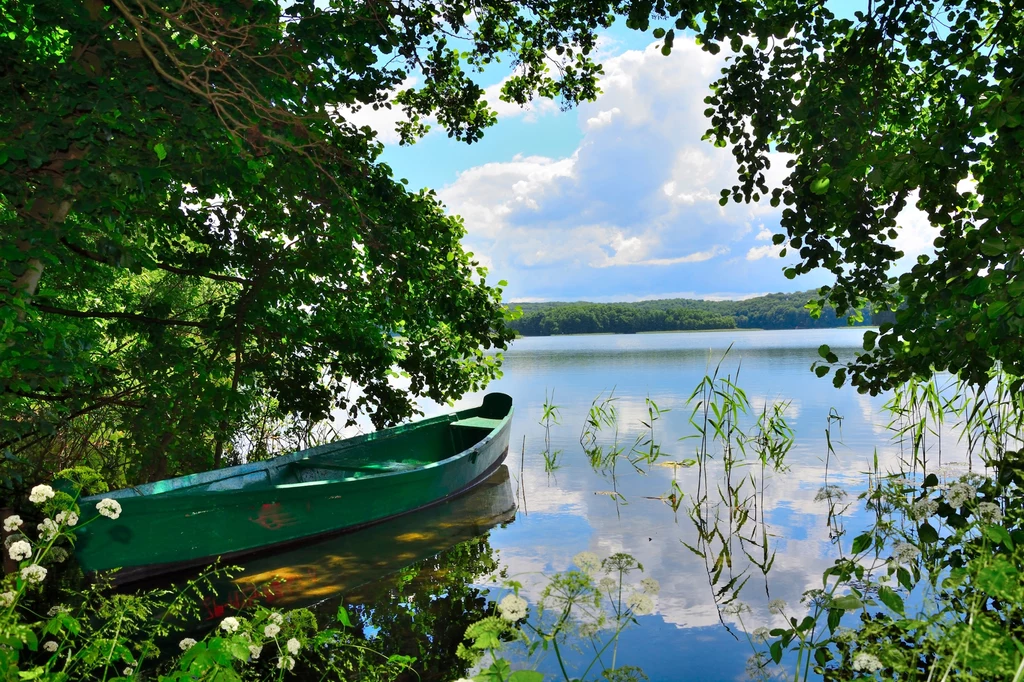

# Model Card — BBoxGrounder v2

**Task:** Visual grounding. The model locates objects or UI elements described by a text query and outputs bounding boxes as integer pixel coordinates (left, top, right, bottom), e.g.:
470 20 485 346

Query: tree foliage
0 0 617 481
689 0 1024 392
511 291 879 336
5 0 1018 482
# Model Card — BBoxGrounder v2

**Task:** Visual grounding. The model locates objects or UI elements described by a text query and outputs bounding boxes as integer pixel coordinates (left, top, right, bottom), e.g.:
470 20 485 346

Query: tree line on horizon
508 291 891 336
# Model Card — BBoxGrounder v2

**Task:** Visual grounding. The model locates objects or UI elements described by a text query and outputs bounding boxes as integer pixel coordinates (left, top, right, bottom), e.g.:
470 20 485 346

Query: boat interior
93 394 513 498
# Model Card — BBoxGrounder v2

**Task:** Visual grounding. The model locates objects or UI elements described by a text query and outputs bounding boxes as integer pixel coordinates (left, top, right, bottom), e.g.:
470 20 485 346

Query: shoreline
511 326 878 339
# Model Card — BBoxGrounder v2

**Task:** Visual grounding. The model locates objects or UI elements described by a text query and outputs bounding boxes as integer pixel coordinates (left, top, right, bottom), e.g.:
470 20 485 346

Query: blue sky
350 11 936 303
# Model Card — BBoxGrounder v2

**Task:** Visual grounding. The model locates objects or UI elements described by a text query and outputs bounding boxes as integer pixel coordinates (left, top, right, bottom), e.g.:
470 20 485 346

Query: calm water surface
223 329 969 680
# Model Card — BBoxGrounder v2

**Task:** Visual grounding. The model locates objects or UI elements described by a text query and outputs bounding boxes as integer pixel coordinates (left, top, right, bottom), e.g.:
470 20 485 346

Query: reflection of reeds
540 389 563 477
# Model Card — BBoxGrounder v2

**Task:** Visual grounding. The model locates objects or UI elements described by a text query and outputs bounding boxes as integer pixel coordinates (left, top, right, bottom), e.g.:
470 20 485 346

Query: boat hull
72 394 513 581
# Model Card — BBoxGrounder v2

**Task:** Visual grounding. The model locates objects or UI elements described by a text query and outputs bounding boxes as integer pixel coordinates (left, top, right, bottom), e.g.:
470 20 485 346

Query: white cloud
433 35 805 300
336 77 421 145
483 76 561 122
585 107 621 130
746 244 783 261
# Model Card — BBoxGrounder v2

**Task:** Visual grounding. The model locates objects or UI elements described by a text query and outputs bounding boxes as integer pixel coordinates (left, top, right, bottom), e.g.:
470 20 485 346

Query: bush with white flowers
2 474 401 682
458 550 659 681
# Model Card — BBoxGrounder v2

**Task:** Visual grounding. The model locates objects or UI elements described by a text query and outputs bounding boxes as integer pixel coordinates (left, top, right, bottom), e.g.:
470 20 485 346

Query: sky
348 14 938 303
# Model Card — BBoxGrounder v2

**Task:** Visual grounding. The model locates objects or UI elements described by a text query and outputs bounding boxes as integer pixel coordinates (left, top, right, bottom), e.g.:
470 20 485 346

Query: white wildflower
179 638 197 651
852 652 883 672
599 577 617 591
43 641 58 652
1 592 16 607
264 623 281 638
723 601 749 615
833 627 855 643
277 656 295 670
20 564 47 583
978 501 1003 524
752 627 771 644
48 547 69 564
47 604 66 617
55 511 78 527
38 518 59 542
220 616 240 633
627 592 654 616
249 645 262 660
893 542 920 564
497 593 528 621
946 481 976 508
8 540 32 562
96 498 122 520
3 515 22 532
640 577 660 595
286 638 300 655
573 551 600 575
767 598 787 615
268 612 284 625
910 497 939 520
29 485 55 504
123 666 134 676
815 484 847 502
578 622 600 638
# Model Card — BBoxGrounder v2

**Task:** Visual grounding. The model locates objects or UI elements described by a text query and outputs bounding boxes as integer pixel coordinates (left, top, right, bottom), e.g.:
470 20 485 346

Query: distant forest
509 291 892 336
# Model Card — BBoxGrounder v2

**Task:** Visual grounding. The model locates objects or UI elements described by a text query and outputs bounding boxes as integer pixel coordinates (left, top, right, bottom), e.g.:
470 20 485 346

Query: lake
220 328 973 681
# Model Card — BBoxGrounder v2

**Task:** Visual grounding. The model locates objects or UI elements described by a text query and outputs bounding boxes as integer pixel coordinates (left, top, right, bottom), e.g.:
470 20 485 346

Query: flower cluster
852 652 883 672
767 598 787 615
8 540 32 562
573 551 601 575
910 497 939 521
892 542 921 564
627 592 654 615
945 481 977 509
97 498 122 520
497 593 528 621
29 485 55 504
978 501 1003 524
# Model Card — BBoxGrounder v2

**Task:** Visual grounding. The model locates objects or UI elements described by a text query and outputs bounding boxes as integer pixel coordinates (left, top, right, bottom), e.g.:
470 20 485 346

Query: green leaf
810 177 830 195
985 524 1014 549
918 523 939 544
851 532 872 554
153 142 167 161
877 585 905 615
509 672 545 682
337 605 354 627
831 595 863 611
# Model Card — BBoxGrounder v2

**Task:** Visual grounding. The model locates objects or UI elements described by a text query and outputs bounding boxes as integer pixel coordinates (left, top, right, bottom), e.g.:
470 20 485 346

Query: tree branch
32 303 213 328
60 237 251 284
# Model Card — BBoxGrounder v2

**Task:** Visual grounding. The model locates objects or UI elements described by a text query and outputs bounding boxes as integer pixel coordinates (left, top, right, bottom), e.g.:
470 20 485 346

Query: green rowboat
73 393 513 582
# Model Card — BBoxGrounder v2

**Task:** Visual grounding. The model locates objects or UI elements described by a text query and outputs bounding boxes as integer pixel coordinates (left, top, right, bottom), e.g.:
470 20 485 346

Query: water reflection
128 329 988 680
417 329 978 680
197 465 516 618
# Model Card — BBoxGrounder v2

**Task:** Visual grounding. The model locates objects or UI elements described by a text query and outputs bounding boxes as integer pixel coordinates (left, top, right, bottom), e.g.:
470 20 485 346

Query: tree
6 0 1015 482
0 0 615 480
685 0 1024 392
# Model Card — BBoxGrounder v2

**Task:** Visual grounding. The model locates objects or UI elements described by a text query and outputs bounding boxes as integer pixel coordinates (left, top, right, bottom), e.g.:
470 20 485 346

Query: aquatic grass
539 390 563 477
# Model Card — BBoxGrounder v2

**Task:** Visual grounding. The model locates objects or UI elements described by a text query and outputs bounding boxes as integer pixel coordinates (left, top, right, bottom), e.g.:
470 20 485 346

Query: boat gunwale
80 396 514 503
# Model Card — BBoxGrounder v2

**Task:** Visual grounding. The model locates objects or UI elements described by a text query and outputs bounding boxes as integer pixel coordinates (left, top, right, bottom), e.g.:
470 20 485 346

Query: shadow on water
120 466 516 679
